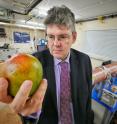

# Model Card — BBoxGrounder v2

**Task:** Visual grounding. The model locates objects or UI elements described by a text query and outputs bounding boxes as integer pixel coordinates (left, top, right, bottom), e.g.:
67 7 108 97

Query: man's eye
49 36 54 39
61 36 65 38
60 36 66 39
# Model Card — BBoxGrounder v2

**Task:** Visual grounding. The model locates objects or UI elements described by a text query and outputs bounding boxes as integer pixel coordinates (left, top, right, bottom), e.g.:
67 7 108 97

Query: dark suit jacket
32 48 92 124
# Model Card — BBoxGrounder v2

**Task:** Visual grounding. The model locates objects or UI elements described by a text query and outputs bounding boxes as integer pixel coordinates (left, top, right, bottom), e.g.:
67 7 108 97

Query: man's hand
0 77 47 116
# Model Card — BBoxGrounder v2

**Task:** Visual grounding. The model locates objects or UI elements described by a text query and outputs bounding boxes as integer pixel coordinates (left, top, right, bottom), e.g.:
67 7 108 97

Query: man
31 5 92 124
0 5 92 124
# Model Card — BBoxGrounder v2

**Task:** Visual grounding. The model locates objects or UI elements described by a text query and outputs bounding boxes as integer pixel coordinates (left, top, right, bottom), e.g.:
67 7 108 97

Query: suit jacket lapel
45 52 58 114
70 50 82 123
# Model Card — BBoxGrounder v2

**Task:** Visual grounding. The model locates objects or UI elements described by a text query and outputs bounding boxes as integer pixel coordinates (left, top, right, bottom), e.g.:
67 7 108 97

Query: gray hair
44 5 76 32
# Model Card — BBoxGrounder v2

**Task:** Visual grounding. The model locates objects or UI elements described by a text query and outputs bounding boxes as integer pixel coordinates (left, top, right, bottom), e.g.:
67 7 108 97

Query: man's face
46 24 77 60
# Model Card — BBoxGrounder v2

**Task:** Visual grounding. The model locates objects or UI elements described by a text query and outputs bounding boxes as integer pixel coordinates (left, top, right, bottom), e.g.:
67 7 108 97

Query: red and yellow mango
0 53 43 96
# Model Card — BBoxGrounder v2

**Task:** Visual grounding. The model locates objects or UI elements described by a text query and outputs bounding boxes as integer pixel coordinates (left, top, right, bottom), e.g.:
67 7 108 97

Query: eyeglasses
46 34 71 43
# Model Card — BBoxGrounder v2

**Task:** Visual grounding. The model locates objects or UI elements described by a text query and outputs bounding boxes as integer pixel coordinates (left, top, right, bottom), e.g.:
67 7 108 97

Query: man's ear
72 32 77 43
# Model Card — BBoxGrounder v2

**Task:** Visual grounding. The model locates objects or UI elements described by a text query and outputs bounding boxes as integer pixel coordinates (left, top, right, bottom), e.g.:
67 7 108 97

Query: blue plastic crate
92 77 117 112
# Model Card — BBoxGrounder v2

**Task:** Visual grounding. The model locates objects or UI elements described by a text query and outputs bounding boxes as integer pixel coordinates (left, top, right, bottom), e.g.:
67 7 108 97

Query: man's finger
32 79 47 103
0 78 9 100
10 80 32 113
20 79 47 116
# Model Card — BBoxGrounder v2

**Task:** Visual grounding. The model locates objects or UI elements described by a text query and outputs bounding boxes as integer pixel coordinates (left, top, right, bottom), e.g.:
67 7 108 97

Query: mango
0 53 43 97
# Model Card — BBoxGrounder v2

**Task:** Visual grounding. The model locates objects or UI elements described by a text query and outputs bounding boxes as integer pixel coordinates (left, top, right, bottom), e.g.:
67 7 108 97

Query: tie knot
59 62 68 70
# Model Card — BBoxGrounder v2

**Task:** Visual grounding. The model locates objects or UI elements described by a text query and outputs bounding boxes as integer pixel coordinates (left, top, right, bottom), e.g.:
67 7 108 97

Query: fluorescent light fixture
16 20 45 29
0 21 45 30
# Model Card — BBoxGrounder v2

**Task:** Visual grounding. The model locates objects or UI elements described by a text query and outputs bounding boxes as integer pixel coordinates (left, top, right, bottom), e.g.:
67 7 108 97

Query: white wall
72 17 117 68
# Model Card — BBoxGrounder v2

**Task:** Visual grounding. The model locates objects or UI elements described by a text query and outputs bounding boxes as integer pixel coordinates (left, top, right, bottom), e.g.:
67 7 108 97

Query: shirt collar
54 52 70 66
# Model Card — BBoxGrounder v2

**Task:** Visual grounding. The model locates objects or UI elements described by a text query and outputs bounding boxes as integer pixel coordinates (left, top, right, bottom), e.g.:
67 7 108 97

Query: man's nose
53 37 61 46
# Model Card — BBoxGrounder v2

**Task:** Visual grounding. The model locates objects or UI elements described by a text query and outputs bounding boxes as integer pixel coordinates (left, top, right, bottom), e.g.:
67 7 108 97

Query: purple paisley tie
60 62 72 124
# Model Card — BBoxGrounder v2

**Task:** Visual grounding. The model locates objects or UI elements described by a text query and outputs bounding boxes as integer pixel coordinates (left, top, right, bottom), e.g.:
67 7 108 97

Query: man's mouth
53 49 62 53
